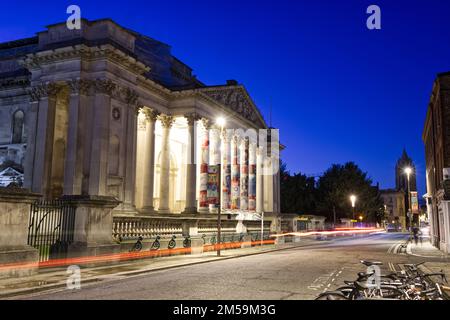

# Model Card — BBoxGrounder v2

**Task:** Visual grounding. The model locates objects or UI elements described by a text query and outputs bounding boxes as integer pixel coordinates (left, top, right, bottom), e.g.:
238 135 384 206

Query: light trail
0 240 276 273
269 227 385 238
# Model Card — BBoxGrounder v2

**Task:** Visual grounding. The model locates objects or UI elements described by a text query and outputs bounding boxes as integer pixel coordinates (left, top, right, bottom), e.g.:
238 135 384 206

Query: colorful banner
207 165 219 207
411 191 419 214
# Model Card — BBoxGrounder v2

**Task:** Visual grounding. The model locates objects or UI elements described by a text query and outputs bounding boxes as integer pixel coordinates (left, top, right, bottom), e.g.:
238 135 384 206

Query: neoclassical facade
0 19 281 224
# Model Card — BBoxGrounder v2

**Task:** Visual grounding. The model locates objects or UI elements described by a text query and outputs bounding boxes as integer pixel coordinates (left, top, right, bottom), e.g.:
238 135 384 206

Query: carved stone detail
69 79 92 95
28 82 63 102
158 114 175 128
184 112 201 126
143 107 160 122
201 87 258 122
201 117 211 130
123 87 139 105
94 79 116 95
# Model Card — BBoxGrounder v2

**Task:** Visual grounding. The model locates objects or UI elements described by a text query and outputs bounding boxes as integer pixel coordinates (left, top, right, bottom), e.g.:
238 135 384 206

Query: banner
207 165 219 207
411 191 419 214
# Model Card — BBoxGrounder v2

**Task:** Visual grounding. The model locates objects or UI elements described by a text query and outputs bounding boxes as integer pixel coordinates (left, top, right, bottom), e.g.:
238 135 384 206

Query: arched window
12 110 25 144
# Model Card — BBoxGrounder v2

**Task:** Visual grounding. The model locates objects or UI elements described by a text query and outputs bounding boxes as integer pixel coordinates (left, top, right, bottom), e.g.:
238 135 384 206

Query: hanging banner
411 191 419 214
207 165 219 207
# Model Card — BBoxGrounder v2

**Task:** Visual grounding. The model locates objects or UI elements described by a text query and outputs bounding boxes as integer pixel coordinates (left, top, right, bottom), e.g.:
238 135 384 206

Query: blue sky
1 0 449 195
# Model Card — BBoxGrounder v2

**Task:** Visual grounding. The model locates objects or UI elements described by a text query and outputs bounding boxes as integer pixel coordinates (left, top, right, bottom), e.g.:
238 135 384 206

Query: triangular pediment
198 85 267 128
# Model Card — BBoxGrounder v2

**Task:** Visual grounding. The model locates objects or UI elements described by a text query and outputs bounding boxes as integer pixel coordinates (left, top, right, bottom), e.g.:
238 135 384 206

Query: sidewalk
0 238 326 299
407 238 450 259
407 238 450 296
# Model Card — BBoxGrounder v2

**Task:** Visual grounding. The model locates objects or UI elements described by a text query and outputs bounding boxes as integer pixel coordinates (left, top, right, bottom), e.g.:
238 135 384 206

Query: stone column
123 90 140 211
198 118 210 213
141 107 159 212
89 80 115 196
221 130 231 210
23 99 38 190
256 146 264 213
64 79 90 195
183 113 200 214
248 141 257 212
208 125 221 213
30 83 60 196
158 114 174 214
230 135 240 210
240 138 249 211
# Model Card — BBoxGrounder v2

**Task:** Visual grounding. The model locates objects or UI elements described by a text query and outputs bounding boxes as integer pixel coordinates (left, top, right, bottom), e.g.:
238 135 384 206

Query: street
19 232 443 300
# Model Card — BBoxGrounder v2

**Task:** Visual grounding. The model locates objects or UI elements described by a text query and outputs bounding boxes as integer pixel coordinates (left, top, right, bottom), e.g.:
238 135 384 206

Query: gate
27 199 76 262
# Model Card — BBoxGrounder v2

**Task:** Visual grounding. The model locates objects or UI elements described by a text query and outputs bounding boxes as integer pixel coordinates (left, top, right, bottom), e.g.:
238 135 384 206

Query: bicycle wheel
377 286 405 299
335 286 357 299
315 292 349 300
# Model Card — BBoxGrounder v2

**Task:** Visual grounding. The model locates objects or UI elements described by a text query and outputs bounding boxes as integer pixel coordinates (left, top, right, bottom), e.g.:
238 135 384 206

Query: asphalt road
23 233 432 300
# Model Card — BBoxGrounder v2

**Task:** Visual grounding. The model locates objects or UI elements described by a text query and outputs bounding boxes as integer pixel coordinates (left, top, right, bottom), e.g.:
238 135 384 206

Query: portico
0 18 281 233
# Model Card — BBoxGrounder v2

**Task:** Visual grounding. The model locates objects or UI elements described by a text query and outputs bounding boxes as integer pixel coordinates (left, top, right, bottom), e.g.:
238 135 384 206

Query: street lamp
404 167 413 237
350 195 357 220
216 117 226 257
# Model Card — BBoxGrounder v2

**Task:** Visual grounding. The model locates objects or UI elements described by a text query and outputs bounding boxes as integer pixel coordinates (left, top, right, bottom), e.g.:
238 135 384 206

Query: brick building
422 72 450 253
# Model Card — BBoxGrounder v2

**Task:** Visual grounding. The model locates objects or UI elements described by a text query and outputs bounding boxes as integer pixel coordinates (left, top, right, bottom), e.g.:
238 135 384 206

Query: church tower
395 149 417 192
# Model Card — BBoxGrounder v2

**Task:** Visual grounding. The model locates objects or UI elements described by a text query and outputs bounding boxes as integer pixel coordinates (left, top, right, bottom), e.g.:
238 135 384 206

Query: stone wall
0 187 41 278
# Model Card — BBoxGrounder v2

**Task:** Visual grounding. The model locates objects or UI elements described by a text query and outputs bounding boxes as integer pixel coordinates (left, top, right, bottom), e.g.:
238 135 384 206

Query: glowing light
350 195 357 207
404 167 412 176
216 117 226 128
270 227 385 238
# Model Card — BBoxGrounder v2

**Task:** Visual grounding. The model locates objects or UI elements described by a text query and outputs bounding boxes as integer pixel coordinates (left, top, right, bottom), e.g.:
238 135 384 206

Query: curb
1 240 331 299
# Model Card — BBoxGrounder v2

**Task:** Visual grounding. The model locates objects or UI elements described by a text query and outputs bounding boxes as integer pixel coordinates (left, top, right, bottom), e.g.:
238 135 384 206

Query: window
12 110 24 144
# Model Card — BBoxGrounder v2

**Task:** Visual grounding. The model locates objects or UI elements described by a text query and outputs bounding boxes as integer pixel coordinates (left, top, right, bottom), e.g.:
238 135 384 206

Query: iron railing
27 199 76 262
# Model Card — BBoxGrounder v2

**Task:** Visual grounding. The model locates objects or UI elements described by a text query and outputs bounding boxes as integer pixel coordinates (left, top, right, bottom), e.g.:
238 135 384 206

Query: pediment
198 85 267 128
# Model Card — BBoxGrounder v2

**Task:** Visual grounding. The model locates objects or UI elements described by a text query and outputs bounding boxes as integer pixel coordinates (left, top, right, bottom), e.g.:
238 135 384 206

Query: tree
316 162 383 222
280 161 317 214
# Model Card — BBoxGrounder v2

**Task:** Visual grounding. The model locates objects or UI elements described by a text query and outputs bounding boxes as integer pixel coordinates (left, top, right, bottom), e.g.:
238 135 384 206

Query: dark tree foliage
280 161 317 214
280 161 384 223
316 162 384 222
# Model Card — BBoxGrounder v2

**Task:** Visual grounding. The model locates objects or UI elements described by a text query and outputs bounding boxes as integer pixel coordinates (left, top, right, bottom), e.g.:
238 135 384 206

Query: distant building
395 149 417 192
422 72 450 253
0 167 23 187
379 150 418 231
380 189 406 231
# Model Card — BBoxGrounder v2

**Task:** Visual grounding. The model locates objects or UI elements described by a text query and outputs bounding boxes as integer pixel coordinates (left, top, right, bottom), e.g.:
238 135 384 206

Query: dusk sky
1 0 450 195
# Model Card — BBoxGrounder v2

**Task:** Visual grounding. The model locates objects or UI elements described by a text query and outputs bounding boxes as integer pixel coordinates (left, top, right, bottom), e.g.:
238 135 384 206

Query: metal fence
27 199 76 262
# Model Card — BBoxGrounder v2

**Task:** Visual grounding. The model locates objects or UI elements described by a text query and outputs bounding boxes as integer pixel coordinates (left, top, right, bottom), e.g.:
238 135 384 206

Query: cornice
21 44 149 75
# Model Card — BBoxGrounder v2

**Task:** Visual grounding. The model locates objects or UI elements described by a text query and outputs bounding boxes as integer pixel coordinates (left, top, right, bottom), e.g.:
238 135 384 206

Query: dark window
12 110 25 144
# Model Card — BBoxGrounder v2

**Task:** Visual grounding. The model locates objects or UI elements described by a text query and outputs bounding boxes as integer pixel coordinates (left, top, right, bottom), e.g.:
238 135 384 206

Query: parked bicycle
316 260 448 300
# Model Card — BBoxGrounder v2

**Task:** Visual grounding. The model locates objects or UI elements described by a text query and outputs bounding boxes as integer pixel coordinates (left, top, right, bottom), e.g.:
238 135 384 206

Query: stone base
240 235 252 248
0 246 39 278
67 243 121 266
182 207 198 214
275 236 285 245
190 237 204 255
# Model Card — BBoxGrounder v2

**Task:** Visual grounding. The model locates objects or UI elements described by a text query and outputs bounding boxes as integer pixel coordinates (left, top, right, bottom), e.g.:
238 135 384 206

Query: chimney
226 79 238 86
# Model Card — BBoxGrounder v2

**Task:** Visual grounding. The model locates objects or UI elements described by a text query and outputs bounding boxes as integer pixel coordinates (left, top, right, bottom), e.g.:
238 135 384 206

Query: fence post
0 187 41 278
62 195 121 258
